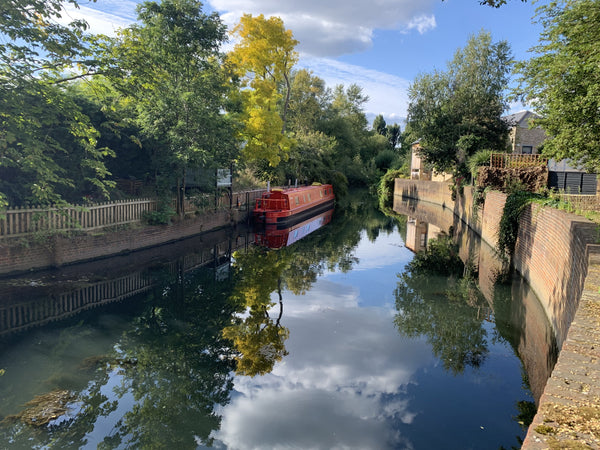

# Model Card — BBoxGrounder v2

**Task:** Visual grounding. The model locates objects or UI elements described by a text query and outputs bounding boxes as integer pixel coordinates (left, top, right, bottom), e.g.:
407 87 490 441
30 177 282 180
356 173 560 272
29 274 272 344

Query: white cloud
210 279 434 449
300 57 411 120
209 0 437 57
60 2 138 36
404 14 437 35
64 0 416 120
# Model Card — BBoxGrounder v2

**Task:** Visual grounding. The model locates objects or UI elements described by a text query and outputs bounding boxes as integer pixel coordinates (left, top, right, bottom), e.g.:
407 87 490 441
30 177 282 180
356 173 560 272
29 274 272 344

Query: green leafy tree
228 14 298 169
514 0 600 172
373 114 387 136
386 123 401 150
103 0 238 216
287 69 330 134
0 0 114 208
407 31 512 174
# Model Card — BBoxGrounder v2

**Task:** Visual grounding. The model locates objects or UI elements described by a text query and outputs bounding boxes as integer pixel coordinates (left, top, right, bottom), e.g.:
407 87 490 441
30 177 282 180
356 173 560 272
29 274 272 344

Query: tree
386 123 401 150
373 114 387 136
514 0 600 172
103 0 238 216
287 69 329 134
406 31 512 174
228 14 299 168
0 0 114 208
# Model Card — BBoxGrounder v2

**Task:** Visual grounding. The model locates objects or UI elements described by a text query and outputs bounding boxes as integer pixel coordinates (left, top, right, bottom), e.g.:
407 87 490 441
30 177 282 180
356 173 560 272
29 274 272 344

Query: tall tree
228 14 298 168
406 31 512 174
514 0 600 172
386 123 401 150
103 0 238 216
373 114 387 136
0 0 114 208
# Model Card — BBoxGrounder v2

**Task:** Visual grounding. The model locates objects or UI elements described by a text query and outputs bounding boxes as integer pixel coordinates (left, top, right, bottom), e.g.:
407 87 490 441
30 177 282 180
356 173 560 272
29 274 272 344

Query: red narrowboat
253 184 335 225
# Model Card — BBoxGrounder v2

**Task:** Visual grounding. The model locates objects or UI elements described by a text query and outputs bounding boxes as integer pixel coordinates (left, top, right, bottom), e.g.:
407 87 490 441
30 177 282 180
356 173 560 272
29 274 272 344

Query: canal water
0 191 557 449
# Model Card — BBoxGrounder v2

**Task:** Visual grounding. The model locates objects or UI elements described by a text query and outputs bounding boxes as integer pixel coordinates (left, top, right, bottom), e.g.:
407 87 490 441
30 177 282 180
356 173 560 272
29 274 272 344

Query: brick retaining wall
0 209 247 276
394 179 600 449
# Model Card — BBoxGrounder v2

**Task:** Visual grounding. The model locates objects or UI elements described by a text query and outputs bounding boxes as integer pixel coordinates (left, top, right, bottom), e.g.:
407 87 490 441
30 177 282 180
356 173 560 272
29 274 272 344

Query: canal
0 191 557 449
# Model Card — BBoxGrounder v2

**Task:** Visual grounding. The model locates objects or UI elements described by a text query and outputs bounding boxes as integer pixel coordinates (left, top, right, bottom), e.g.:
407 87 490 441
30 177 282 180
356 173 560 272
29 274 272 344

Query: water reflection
0 228 246 448
394 197 558 406
0 192 558 449
395 232 490 374
254 208 334 249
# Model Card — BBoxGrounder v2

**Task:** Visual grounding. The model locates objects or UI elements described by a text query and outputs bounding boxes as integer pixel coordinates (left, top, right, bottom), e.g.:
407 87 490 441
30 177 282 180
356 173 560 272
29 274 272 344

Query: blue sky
63 0 547 124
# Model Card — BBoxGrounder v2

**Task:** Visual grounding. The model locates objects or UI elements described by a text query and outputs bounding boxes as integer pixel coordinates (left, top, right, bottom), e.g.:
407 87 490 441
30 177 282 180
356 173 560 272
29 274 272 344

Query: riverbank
0 208 250 277
394 179 600 449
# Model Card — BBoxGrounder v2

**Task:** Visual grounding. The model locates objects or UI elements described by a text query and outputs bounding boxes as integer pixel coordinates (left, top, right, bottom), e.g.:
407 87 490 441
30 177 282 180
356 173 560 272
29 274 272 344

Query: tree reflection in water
0 263 239 449
224 191 403 376
0 190 406 448
394 233 490 374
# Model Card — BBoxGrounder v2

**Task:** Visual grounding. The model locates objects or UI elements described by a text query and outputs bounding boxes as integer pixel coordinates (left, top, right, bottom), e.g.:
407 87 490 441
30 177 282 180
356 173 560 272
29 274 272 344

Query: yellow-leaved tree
228 14 298 167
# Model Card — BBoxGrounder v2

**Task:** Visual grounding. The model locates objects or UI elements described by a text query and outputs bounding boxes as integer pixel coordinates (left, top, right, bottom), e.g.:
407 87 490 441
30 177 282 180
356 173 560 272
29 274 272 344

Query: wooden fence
490 153 548 169
0 189 266 238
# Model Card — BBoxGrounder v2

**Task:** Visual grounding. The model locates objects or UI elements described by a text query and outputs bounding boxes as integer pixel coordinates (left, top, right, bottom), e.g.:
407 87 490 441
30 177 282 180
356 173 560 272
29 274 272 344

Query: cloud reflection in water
212 279 433 450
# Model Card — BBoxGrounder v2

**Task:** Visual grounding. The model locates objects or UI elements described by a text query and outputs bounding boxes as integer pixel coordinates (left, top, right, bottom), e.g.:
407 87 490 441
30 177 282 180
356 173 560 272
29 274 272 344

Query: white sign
216 169 232 187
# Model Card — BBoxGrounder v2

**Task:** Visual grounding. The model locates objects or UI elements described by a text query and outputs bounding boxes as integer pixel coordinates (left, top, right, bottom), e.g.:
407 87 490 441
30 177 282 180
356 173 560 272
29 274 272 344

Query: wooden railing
490 153 548 169
0 189 266 238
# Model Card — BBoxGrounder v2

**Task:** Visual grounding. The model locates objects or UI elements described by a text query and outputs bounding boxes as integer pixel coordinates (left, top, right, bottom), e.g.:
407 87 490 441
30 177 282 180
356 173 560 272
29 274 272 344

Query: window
295 196 299 205
522 145 533 154
320 190 323 198
308 193 311 201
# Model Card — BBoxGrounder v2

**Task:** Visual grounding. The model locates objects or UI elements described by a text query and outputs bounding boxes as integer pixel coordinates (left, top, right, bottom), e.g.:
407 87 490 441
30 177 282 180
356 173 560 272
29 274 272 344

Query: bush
377 168 404 211
374 150 397 171
142 202 175 225
467 149 492 181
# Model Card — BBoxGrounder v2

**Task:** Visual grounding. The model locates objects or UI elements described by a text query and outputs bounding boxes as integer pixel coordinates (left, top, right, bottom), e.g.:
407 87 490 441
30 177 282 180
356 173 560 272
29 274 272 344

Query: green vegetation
1 0 400 215
394 234 490 375
514 0 600 173
406 31 512 178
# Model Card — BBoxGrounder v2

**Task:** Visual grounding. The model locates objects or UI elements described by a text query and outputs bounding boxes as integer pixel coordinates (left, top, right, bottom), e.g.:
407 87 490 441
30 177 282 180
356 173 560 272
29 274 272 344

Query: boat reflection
255 207 334 249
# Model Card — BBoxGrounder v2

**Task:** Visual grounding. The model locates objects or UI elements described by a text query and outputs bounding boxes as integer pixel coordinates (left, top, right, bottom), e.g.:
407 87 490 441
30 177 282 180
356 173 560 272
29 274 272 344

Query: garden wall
394 179 600 448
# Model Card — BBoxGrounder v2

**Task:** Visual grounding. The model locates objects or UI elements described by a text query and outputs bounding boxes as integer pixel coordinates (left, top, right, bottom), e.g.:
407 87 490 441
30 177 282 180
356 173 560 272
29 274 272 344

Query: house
503 110 597 194
409 140 452 182
405 217 442 253
502 110 547 155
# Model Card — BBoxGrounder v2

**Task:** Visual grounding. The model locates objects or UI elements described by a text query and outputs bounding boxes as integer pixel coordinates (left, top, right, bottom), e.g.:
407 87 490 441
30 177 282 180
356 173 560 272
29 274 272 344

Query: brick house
409 140 452 182
503 110 547 155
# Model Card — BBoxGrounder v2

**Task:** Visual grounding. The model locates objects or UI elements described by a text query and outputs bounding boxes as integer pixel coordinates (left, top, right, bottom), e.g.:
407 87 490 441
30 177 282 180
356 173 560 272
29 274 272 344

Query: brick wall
0 209 248 276
394 179 598 348
394 179 600 447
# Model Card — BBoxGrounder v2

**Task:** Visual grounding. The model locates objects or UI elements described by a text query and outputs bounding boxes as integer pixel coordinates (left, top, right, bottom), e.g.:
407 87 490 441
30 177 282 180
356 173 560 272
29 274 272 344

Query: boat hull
253 184 335 226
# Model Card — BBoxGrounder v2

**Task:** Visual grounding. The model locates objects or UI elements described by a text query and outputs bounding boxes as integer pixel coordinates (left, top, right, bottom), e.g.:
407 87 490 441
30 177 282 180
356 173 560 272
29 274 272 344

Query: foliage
514 0 600 172
468 149 493 181
405 234 464 277
102 0 238 216
394 234 489 374
377 168 404 212
374 149 397 171
228 14 298 167
287 69 329 133
407 31 512 174
142 202 175 225
0 0 114 207
497 184 536 258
